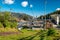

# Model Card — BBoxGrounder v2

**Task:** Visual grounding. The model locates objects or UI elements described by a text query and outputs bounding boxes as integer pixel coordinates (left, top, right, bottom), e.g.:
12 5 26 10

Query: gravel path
0 32 20 36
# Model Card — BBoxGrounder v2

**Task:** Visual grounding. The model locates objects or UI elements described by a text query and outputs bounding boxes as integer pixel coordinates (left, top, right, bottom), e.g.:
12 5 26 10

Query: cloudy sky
0 0 60 17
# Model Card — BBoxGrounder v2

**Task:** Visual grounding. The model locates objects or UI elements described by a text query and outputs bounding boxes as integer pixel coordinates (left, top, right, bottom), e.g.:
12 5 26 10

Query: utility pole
44 0 47 29
28 1 34 28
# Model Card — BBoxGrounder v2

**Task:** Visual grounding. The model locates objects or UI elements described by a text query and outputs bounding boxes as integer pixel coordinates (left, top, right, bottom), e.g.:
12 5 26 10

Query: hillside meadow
0 28 60 40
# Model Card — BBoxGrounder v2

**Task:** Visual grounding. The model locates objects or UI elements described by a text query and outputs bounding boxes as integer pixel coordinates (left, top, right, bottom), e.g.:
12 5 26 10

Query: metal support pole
44 0 47 29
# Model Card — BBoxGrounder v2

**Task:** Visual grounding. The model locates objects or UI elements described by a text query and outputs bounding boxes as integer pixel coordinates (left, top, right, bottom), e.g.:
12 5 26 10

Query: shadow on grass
18 31 41 40
54 36 60 40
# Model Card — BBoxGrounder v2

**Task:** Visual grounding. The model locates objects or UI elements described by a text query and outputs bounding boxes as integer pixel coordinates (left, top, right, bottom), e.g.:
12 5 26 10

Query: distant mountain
38 10 60 19
0 12 33 21
11 12 33 21
38 10 60 24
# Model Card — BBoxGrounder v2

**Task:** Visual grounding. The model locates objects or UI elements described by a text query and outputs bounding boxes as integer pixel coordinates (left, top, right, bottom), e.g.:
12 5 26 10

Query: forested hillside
38 10 60 19
38 10 60 24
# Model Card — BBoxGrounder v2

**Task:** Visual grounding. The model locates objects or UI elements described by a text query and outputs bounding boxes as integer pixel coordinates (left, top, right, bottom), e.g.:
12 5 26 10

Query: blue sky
0 0 60 17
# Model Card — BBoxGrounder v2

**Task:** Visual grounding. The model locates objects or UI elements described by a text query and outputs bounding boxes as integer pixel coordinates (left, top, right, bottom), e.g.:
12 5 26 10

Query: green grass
0 29 60 40
0 29 40 40
0 28 18 32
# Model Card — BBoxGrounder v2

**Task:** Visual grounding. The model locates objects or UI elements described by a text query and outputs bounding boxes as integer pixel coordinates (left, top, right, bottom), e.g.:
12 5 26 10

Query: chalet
51 14 60 28
17 20 44 30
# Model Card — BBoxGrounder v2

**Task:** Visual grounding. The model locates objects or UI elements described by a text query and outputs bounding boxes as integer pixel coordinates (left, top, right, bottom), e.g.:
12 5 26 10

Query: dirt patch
0 32 20 36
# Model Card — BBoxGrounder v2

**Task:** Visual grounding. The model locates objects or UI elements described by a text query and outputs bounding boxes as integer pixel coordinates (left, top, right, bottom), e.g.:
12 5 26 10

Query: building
17 20 44 30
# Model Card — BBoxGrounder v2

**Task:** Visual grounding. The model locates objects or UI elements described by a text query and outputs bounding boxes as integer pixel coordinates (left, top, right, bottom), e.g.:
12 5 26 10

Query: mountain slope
11 12 33 21
38 11 60 24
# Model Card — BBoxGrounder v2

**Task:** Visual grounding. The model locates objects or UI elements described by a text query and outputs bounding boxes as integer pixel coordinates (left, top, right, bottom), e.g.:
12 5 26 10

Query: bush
40 30 47 40
3 20 11 28
47 28 57 36
40 28 57 40
0 22 3 28
11 22 17 28
22 26 28 29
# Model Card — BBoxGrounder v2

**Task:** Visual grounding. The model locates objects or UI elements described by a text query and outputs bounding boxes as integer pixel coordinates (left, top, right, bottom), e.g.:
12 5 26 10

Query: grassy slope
0 28 18 32
0 29 60 40
0 29 40 40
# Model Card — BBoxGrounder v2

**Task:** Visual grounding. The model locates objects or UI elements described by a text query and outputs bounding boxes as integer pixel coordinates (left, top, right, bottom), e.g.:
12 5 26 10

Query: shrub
3 20 11 28
0 22 3 28
40 30 47 40
40 28 57 40
22 26 28 29
11 22 17 28
47 28 57 36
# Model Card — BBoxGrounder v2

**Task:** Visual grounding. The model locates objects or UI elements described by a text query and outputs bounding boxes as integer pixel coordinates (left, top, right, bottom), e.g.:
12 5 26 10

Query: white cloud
56 8 60 11
21 1 28 7
3 0 14 4
30 4 33 8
